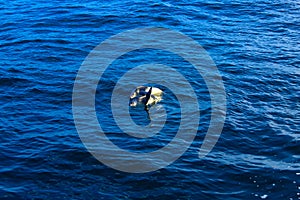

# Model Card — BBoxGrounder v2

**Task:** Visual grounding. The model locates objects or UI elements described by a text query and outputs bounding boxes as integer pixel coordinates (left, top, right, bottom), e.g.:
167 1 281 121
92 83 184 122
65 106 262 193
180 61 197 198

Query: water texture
0 0 299 199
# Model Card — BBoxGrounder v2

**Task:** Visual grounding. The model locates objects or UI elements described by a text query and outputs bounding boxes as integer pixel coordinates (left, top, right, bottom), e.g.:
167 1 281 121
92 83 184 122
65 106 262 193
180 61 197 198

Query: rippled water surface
1 0 300 199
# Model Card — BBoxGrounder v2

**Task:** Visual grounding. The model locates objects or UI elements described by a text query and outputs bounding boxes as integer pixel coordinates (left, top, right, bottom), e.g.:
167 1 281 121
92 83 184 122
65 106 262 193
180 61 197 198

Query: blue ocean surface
1 0 300 199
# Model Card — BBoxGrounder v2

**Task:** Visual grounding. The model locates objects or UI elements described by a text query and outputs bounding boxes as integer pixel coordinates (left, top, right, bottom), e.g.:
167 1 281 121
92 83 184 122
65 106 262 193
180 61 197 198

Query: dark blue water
1 0 300 199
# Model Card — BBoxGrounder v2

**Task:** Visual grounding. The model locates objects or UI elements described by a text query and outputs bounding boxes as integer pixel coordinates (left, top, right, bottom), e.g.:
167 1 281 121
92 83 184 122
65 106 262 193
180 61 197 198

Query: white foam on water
260 194 268 199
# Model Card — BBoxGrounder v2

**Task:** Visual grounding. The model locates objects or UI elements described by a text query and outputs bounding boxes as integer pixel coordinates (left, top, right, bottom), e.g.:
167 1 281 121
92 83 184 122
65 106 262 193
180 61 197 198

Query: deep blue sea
1 0 300 199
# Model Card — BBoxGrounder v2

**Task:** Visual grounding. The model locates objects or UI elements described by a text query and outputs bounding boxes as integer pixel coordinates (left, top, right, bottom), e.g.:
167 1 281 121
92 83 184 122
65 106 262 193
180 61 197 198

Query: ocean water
1 0 300 199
